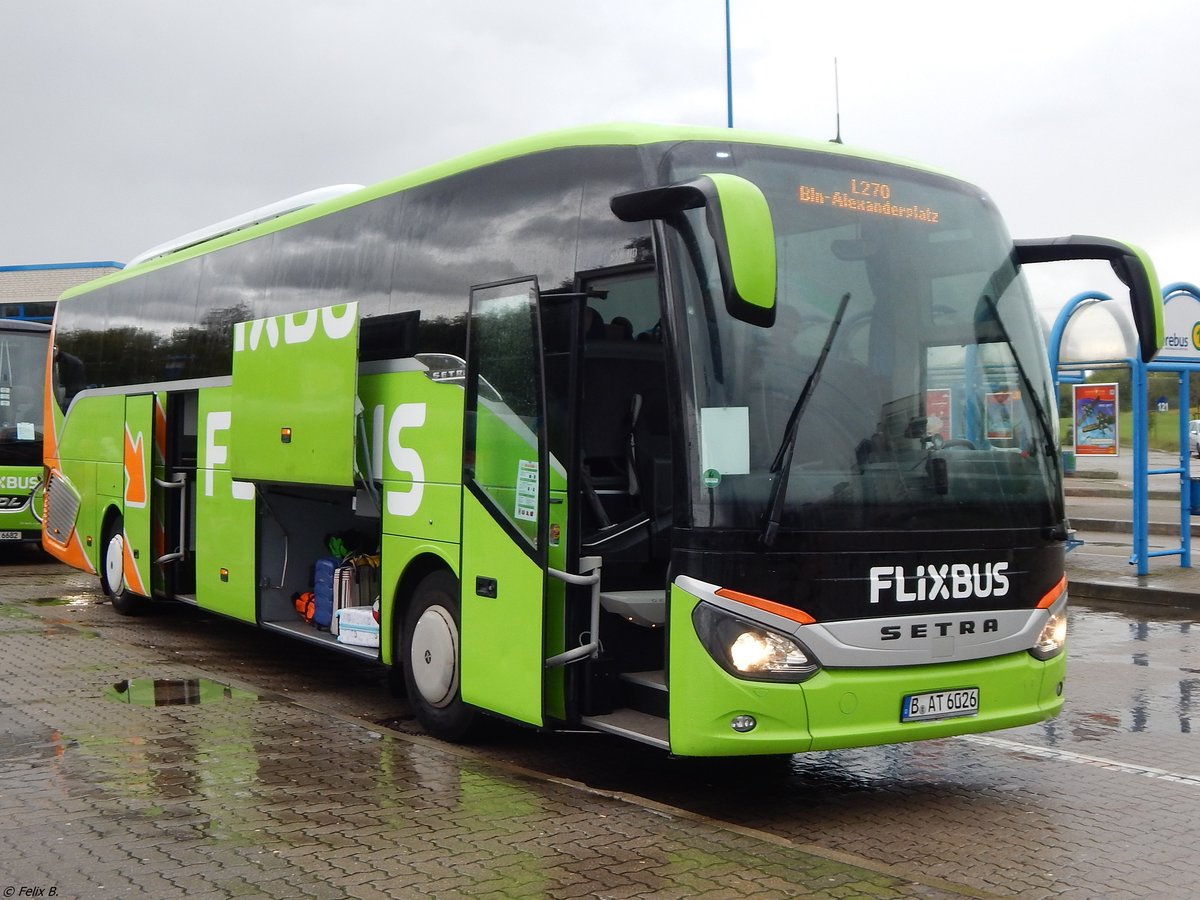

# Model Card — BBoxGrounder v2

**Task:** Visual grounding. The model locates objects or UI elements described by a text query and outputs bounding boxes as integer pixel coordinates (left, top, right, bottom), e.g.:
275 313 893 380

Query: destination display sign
797 178 941 223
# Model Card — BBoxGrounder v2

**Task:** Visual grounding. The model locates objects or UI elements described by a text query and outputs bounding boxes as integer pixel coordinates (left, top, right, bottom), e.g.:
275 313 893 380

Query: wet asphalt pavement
1 544 1198 898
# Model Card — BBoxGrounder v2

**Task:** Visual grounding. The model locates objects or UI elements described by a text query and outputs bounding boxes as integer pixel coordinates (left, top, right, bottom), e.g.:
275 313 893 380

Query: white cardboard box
335 606 380 647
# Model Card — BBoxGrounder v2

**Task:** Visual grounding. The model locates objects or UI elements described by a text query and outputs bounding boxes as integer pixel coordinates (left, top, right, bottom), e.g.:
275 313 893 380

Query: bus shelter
1049 283 1200 574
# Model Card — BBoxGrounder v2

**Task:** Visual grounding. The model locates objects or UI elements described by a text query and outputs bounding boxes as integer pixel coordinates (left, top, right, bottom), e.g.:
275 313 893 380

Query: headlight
1030 609 1067 660
692 602 819 682
1030 577 1067 660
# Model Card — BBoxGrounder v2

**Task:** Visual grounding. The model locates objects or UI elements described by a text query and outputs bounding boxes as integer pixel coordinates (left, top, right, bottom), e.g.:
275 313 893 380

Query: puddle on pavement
24 594 98 607
104 677 260 706
1056 607 1200 738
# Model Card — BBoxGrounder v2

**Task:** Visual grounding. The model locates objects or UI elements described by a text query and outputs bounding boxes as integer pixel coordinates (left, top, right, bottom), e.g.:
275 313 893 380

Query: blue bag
312 557 338 629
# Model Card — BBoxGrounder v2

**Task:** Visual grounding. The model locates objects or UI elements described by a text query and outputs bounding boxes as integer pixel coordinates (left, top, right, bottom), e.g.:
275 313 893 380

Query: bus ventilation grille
45 472 81 546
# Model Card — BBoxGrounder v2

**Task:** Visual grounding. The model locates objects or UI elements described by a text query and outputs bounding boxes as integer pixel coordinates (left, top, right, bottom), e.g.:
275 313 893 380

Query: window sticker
700 407 750 477
515 459 538 522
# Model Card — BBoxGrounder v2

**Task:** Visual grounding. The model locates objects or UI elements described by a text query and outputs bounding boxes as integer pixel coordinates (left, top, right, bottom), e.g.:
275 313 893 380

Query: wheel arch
385 550 458 667
98 502 124 572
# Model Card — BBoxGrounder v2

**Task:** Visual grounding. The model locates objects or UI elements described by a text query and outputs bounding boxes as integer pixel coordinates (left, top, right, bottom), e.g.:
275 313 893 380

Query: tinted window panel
55 145 646 390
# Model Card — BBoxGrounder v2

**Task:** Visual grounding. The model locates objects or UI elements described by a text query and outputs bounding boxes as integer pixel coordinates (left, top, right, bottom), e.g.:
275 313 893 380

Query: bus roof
0 318 51 333
0 261 122 272
60 122 957 301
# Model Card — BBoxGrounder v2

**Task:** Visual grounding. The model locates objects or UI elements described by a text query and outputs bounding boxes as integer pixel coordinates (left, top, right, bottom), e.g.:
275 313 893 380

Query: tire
100 515 146 616
401 569 478 741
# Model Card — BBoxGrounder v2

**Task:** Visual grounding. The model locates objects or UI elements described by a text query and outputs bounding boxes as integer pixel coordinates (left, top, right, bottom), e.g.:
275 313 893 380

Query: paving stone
5 552 1197 898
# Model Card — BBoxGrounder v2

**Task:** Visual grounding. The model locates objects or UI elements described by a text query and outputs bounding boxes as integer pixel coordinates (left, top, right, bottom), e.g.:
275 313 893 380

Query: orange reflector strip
1037 575 1068 609
715 588 816 624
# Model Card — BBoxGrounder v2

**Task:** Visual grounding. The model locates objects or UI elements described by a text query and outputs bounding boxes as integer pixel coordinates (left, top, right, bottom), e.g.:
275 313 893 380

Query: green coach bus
42 124 1162 755
1 318 50 544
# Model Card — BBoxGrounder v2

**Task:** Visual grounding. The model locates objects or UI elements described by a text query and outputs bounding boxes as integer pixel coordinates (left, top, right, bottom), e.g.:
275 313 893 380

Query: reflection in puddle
1066 711 1121 742
20 594 98 607
105 677 260 706
1055 607 1200 739
57 593 97 607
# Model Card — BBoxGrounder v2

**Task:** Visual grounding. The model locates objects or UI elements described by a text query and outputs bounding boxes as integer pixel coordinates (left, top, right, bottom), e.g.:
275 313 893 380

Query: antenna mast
832 58 843 143
725 0 734 128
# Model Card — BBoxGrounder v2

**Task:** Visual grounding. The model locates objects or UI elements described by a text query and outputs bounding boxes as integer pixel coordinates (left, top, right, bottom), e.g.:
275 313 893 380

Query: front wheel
402 570 478 741
101 515 146 616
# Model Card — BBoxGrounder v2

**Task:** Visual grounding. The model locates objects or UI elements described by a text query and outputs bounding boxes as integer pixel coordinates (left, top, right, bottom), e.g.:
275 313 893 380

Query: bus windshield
662 143 1060 533
0 324 48 463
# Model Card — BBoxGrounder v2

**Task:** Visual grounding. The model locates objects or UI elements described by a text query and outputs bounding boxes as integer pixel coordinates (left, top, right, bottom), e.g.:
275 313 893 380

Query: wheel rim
409 605 459 708
104 532 125 595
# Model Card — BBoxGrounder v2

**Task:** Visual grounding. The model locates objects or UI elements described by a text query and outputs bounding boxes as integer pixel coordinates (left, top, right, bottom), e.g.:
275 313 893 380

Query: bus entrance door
459 278 551 727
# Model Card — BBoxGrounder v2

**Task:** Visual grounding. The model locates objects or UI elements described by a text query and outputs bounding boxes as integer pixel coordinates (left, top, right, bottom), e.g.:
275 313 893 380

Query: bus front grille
45 472 81 546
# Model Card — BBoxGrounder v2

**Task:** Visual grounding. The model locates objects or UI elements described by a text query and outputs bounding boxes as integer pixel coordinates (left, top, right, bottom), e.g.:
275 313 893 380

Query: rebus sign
1159 291 1200 360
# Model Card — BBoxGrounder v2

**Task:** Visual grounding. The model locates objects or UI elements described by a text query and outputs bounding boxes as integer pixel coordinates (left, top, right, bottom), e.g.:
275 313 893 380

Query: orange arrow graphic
124 426 147 508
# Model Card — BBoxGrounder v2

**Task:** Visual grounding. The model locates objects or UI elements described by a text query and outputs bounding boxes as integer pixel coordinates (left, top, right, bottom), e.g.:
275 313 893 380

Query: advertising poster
985 391 1015 442
1073 383 1119 456
925 388 952 443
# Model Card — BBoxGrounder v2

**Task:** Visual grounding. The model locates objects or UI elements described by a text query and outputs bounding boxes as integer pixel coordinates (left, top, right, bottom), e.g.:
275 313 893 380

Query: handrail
545 557 602 668
152 473 189 568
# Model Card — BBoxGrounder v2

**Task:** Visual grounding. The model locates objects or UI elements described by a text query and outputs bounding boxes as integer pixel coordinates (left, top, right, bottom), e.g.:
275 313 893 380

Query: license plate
901 687 979 722
0 531 22 541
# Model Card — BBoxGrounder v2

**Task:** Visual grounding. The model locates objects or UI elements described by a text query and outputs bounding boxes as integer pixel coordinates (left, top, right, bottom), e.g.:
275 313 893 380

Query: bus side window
54 348 86 411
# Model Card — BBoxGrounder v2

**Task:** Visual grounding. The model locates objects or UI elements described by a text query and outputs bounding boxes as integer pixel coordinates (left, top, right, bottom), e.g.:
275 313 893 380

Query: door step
618 669 666 717
620 669 665 690
581 709 668 749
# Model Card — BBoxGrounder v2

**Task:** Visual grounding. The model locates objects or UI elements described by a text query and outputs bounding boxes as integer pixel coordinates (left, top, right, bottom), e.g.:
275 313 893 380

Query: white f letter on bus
203 411 255 501
373 403 426 517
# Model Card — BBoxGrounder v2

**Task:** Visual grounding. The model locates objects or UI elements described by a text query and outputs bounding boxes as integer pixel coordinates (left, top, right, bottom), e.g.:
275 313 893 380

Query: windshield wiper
976 291 1067 537
760 292 852 547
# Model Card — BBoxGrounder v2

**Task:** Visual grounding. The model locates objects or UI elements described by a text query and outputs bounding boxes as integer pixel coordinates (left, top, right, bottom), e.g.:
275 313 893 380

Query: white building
0 261 122 322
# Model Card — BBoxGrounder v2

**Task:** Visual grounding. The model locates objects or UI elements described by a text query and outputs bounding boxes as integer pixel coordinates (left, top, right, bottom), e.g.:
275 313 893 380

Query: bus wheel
402 569 477 741
101 516 145 616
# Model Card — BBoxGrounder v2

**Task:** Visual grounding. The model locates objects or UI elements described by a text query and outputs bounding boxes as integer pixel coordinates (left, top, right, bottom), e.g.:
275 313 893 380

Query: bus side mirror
612 173 777 327
1015 236 1163 363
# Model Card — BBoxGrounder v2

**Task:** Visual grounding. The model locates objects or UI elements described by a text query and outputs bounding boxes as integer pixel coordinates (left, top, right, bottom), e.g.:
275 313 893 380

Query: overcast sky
3 0 1197 336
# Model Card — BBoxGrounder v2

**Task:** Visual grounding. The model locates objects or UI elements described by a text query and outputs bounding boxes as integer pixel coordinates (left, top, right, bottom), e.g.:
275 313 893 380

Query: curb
1065 487 1179 501
1070 517 1200 537
1068 578 1200 612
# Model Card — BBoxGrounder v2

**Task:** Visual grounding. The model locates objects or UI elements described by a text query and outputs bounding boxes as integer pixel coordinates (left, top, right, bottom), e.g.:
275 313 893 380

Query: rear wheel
101 515 146 616
402 569 478 741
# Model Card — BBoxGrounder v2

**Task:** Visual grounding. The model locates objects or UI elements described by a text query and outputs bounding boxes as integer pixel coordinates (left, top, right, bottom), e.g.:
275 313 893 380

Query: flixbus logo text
233 303 357 353
868 562 1010 604
0 475 39 491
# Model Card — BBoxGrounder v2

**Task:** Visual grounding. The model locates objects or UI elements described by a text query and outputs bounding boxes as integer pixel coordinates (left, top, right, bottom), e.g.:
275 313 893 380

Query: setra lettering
879 618 1000 641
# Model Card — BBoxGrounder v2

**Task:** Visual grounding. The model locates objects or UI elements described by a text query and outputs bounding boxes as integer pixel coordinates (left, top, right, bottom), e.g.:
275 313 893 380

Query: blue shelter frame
1049 284 1200 574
